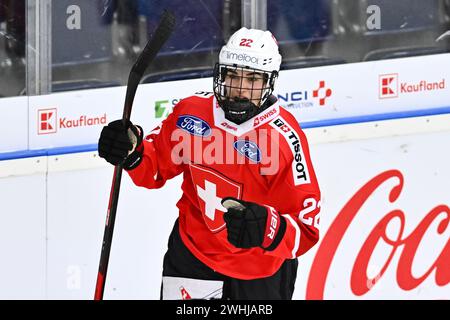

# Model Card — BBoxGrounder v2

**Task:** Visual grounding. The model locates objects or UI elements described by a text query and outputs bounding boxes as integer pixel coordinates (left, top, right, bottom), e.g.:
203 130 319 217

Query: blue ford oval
176 115 212 137
234 140 261 163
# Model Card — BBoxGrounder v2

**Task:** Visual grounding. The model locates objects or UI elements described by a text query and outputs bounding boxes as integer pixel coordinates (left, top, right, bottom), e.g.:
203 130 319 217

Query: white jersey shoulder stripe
269 116 311 186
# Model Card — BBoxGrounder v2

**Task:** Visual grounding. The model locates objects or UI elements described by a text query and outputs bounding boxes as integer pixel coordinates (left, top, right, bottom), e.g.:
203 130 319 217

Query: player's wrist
261 212 286 251
123 125 144 170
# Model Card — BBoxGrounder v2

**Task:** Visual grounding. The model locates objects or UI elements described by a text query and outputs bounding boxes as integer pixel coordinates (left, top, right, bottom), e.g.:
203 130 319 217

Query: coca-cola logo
306 170 450 299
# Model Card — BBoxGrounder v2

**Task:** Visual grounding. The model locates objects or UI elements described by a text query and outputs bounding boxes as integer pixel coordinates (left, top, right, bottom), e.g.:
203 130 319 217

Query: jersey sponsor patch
176 115 212 137
234 140 261 163
253 107 278 127
270 117 311 185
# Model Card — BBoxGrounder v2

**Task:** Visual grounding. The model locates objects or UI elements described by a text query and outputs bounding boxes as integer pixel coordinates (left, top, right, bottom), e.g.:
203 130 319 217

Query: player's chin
252 100 262 107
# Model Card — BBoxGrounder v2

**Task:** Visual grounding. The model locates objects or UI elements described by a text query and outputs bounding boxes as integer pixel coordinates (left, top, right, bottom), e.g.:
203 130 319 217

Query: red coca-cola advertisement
293 132 450 299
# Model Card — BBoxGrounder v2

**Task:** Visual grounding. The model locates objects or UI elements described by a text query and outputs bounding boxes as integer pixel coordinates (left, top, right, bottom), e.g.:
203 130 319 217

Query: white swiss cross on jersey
189 163 243 232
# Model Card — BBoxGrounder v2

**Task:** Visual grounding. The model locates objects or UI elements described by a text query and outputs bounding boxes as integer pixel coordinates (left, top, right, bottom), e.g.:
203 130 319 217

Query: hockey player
98 27 321 300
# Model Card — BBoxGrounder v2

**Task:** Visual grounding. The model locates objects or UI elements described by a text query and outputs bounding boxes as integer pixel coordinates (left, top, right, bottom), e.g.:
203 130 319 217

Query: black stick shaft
94 10 175 300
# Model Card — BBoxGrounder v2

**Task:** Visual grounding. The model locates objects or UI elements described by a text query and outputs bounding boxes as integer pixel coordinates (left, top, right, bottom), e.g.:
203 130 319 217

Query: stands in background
139 0 224 56
2 0 450 97
363 46 448 61
281 56 346 70
52 0 112 66
137 0 225 85
335 0 448 61
267 0 344 69
141 66 213 84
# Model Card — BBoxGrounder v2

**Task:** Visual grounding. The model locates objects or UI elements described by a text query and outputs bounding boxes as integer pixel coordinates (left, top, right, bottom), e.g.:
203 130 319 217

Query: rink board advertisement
1 53 449 299
292 131 450 299
0 97 28 152
24 53 450 152
28 88 122 150
1 120 449 299
276 53 450 123
27 78 211 150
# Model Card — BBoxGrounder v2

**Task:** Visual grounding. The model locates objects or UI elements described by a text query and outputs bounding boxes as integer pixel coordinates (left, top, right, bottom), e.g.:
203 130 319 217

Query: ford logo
234 140 261 163
176 115 211 137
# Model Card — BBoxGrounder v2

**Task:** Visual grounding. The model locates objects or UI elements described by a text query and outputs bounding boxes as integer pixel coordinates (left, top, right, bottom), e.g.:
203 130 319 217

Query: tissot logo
271 118 310 186
38 108 57 135
379 74 398 98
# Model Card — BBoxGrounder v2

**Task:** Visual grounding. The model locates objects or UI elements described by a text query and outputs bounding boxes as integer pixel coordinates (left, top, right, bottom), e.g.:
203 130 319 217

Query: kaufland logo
38 108 57 134
379 74 398 98
379 73 446 99
37 108 107 135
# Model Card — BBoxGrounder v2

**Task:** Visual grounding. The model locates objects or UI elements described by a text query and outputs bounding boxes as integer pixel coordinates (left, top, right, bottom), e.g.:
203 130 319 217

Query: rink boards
0 54 449 299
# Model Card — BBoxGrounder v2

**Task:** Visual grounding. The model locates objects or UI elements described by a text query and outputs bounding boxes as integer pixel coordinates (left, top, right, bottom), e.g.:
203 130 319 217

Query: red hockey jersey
127 92 321 280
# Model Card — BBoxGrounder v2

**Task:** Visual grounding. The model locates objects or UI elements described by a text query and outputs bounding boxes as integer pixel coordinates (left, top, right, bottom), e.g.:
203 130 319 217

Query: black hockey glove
222 197 286 251
98 119 144 170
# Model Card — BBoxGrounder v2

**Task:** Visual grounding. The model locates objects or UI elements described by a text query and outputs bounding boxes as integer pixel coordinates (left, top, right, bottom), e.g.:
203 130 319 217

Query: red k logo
38 108 57 135
189 164 242 232
379 74 398 98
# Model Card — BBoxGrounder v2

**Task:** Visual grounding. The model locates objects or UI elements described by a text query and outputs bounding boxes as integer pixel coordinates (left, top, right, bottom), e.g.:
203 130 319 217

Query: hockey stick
94 10 176 300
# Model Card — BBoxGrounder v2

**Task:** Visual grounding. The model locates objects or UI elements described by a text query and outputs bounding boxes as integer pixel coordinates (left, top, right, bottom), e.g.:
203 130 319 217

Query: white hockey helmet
218 27 282 73
213 28 282 124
